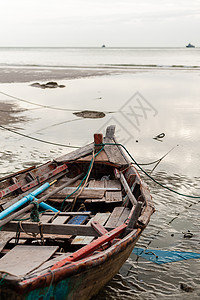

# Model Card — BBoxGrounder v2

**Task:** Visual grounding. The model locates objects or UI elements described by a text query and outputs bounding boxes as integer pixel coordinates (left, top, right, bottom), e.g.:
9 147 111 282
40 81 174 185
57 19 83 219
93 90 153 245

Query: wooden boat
0 125 154 300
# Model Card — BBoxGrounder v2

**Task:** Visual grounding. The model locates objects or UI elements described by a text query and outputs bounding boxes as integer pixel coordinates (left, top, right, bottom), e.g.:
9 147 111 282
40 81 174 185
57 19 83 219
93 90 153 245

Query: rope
0 274 8 286
0 91 78 111
61 146 105 211
30 201 40 222
0 90 117 114
70 150 95 211
0 124 80 149
96 143 200 199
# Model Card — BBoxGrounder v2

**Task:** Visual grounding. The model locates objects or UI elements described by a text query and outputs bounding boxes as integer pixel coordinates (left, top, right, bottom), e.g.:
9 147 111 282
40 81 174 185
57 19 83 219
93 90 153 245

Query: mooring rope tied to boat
0 90 119 114
96 142 200 200
61 146 105 211
0 124 80 149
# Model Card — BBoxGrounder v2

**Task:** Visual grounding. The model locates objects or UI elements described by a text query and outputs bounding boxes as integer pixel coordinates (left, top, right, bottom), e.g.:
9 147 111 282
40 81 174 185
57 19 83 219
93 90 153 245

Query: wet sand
0 102 27 125
0 67 115 83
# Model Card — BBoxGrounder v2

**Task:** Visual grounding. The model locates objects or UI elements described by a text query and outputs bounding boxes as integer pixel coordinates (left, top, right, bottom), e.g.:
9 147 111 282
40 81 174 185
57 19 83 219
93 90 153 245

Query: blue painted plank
67 215 88 225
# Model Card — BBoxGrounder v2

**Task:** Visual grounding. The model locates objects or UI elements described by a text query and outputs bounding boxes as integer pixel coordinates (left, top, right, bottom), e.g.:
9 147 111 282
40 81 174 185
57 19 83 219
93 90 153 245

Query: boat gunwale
17 227 142 293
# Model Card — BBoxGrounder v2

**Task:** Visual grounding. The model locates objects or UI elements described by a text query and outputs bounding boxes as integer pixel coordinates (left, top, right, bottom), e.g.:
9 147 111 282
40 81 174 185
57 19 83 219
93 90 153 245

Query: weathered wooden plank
116 208 130 227
51 215 70 225
106 125 116 138
88 180 105 188
84 197 106 203
42 215 71 240
103 137 127 166
72 212 111 245
127 201 143 229
104 180 121 189
28 253 72 277
0 245 58 277
39 214 53 223
0 242 7 253
43 211 92 216
55 142 94 163
2 222 102 237
105 207 125 228
0 166 36 183
88 179 121 190
64 186 120 191
49 189 105 199
75 150 109 163
17 213 54 240
115 169 137 205
105 191 122 203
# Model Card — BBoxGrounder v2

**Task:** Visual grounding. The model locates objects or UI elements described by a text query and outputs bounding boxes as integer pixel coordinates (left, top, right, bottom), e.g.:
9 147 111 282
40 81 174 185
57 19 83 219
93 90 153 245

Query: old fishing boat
0 125 154 300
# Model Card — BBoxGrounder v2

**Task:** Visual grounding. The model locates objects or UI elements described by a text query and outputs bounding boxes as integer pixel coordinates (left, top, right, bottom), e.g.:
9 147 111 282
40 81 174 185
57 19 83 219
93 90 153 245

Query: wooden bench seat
72 212 111 245
105 207 130 228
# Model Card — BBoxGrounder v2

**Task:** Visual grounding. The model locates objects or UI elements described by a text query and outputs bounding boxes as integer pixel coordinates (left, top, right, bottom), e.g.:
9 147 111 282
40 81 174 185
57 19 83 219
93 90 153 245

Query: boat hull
1 230 141 300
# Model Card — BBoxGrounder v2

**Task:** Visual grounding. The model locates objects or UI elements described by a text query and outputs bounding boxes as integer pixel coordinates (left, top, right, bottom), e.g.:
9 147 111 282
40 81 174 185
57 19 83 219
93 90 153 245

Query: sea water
0 47 200 299
0 47 199 68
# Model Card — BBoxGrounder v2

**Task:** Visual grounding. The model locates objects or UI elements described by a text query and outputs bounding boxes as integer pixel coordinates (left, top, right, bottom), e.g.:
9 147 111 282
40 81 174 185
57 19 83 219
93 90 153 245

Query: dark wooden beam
2 221 114 237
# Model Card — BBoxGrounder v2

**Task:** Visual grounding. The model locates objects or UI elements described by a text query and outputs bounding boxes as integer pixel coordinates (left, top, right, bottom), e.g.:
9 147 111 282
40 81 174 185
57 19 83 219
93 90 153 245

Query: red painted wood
0 164 68 198
0 181 24 198
51 223 127 271
91 220 108 235
21 164 68 192
94 133 103 145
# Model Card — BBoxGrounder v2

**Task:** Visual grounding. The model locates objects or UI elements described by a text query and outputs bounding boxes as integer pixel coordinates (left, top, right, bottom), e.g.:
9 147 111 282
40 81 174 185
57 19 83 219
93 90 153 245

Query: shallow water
0 68 200 299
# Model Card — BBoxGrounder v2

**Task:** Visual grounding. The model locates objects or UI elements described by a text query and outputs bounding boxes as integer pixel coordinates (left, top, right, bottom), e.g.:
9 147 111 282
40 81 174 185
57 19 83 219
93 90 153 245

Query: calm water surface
0 47 199 68
0 48 199 299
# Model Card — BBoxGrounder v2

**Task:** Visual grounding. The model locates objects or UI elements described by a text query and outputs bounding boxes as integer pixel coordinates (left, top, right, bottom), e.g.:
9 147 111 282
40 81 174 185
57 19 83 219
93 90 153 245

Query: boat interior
0 126 151 283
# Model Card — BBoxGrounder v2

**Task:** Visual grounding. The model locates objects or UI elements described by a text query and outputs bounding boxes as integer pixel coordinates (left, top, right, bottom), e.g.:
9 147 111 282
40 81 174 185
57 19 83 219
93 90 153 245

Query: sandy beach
0 67 115 83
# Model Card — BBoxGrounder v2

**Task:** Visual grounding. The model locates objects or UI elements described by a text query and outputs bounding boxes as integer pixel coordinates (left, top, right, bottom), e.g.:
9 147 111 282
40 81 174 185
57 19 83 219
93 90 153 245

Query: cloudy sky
0 0 199 47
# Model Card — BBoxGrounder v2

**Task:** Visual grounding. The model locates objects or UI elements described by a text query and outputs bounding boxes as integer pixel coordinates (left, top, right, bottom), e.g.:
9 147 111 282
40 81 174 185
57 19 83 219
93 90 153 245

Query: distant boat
186 43 195 48
102 44 106 48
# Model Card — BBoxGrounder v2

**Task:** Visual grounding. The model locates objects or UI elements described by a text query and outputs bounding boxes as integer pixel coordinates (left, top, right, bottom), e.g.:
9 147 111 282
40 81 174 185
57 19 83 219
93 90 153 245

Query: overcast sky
0 0 199 47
